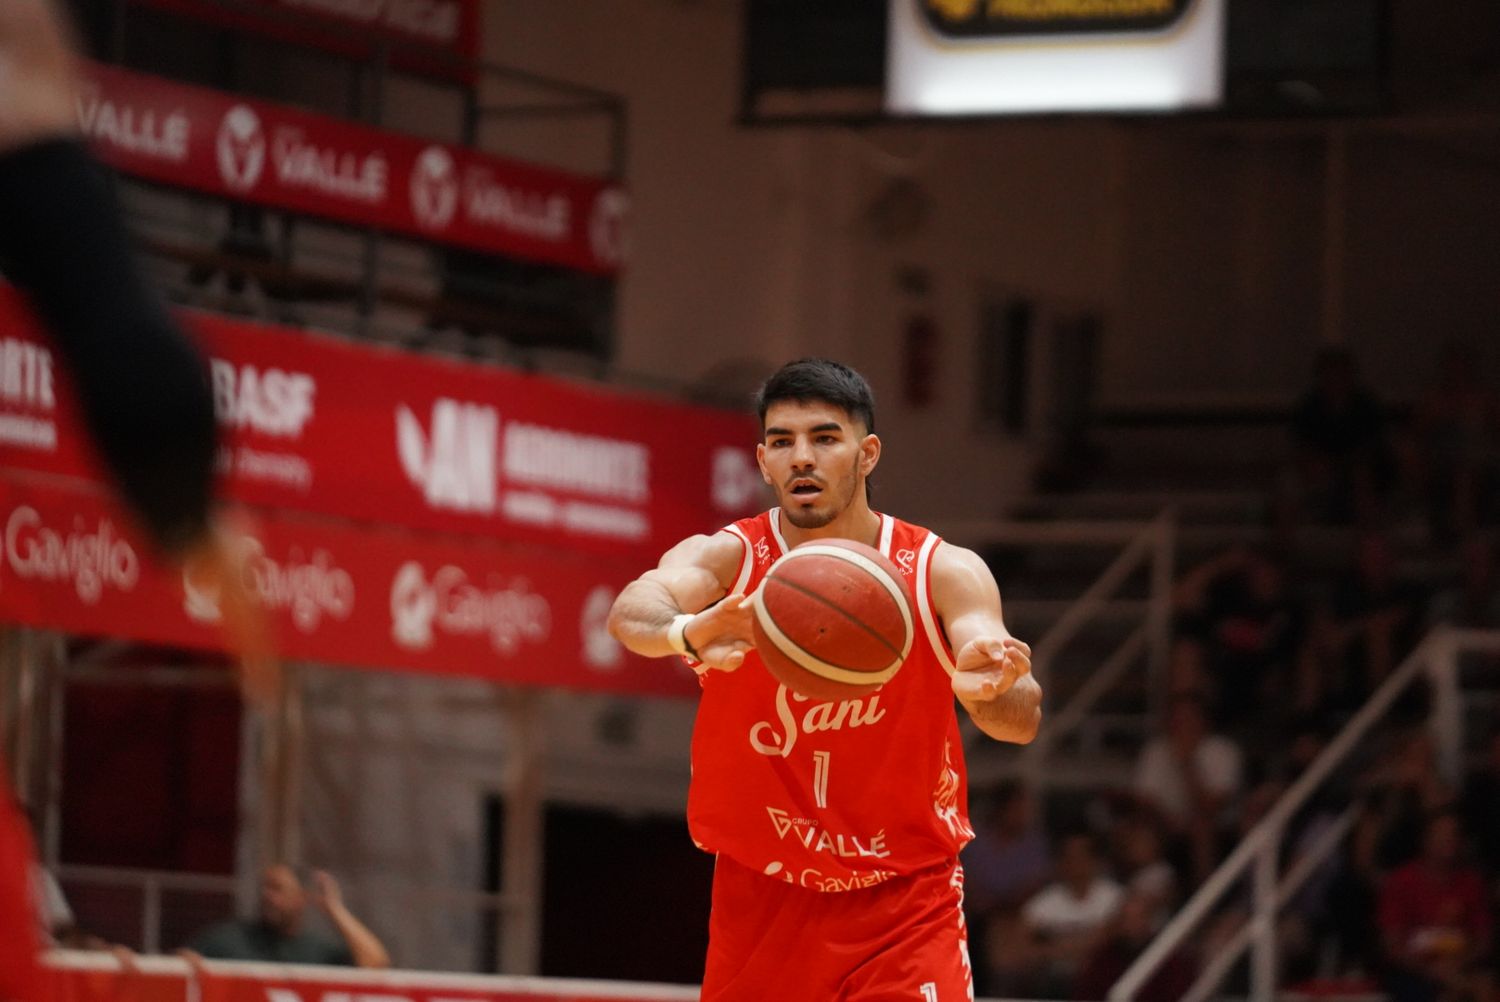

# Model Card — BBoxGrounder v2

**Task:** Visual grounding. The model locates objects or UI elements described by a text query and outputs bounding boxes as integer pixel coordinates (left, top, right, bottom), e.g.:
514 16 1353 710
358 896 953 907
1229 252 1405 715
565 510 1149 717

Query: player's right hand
181 514 281 710
686 593 755 671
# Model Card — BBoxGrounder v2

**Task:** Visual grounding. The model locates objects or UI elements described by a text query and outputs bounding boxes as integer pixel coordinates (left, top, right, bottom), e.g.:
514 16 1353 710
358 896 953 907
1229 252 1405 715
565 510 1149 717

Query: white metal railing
55 865 237 955
55 864 515 969
938 510 1176 783
1108 625 1500 1002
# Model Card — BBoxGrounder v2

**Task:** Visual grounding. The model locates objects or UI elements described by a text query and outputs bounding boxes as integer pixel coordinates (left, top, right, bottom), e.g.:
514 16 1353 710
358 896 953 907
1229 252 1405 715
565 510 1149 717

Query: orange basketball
750 538 915 702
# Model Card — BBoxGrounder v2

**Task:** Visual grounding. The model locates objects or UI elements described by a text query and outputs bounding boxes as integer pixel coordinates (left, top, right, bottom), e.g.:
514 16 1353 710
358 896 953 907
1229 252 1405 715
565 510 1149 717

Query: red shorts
702 855 972 1002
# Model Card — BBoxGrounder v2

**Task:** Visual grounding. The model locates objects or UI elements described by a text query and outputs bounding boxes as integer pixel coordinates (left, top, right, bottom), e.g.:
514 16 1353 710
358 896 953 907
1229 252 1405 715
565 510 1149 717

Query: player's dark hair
755 359 877 501
755 358 876 434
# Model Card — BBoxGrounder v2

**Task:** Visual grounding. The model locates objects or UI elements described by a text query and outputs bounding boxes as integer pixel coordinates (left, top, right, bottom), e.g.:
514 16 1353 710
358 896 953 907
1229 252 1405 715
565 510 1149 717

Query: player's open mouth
789 480 822 499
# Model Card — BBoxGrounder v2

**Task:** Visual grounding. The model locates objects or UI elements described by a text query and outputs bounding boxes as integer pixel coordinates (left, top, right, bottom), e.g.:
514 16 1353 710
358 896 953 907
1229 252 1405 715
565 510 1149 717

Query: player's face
757 400 878 530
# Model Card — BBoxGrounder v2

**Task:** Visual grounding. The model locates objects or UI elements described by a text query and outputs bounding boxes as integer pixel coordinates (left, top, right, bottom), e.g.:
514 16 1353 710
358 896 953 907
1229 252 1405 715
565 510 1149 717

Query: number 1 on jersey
812 750 831 808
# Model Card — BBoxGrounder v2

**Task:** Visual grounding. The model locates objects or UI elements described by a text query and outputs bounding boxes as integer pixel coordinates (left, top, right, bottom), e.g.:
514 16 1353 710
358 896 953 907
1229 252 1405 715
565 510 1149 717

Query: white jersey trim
878 512 894 557
768 506 788 555
719 524 754 596
915 533 957 676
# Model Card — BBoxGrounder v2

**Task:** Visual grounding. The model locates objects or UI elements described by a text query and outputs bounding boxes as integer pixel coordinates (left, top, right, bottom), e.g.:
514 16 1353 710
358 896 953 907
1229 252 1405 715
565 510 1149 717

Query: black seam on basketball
763 575 905 668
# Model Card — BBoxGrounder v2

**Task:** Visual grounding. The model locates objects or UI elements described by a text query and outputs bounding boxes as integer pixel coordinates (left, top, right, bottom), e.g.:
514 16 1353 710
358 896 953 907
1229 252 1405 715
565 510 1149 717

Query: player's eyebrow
764 423 844 437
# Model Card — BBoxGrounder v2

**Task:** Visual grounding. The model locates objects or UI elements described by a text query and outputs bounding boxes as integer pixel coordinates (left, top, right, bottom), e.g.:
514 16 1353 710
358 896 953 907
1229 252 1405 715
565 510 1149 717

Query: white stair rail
938 509 1177 769
1108 625 1500 1002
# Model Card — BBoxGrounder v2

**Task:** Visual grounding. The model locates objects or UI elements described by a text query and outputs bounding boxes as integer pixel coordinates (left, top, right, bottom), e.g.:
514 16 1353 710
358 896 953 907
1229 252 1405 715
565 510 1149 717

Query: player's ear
860 434 880 477
755 442 773 485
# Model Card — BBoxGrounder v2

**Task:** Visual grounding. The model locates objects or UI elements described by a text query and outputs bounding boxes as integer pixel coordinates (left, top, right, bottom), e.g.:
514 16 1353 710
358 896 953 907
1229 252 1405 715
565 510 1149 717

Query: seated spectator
1133 692 1244 879
1414 340 1499 539
963 782 1052 998
1429 538 1500 630
186 864 389 968
1280 347 1393 526
1172 545 1306 732
963 780 1051 916
1361 729 1457 870
1072 892 1196 1002
1325 533 1428 701
1378 810 1492 1002
1021 831 1124 995
1113 813 1178 926
1462 731 1500 876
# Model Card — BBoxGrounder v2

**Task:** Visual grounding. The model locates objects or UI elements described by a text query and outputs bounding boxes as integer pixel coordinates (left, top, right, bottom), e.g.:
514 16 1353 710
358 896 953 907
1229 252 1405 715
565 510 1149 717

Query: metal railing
1108 625 1500 1002
938 509 1176 788
54 864 514 972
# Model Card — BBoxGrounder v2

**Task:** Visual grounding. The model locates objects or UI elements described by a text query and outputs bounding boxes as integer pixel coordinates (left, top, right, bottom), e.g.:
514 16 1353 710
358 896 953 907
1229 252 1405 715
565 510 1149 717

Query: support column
497 689 545 975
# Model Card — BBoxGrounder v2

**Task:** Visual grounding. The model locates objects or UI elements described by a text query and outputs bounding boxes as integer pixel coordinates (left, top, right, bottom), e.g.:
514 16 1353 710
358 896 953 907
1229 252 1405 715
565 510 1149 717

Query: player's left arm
930 542 1041 744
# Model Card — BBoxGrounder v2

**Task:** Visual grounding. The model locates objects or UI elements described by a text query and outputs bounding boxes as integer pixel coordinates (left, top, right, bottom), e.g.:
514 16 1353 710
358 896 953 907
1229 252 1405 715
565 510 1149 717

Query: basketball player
609 359 1040 1001
2 4 275 996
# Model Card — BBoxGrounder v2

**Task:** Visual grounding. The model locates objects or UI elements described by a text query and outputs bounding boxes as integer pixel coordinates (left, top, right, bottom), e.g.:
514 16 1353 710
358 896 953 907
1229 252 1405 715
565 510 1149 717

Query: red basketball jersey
687 508 974 892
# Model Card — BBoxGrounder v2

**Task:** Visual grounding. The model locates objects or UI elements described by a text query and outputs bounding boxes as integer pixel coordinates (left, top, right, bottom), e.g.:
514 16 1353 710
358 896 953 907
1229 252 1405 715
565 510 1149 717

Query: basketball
750 538 915 702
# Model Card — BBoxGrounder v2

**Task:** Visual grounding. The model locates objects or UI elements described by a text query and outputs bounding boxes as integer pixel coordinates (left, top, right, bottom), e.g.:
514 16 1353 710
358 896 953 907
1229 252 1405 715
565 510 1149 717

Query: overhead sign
887 0 1225 114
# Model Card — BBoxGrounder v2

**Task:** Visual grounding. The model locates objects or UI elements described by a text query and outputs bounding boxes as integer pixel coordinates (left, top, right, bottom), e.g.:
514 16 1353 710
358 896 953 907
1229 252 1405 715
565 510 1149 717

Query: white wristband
667 613 696 658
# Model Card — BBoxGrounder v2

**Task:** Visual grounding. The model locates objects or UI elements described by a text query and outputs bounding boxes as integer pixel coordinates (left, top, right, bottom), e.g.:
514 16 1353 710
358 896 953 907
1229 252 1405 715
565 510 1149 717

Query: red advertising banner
0 474 700 696
0 288 765 559
45 954 701 1002
76 62 626 274
128 0 481 84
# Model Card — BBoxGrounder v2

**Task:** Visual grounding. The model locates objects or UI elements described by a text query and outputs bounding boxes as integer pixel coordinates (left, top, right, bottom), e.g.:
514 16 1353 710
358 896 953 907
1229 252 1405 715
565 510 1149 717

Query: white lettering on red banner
465 169 570 241
711 446 761 513
580 585 622 670
0 475 703 696
271 127 388 204
3 505 139 603
217 105 268 192
410 146 460 229
395 400 498 514
389 561 550 656
211 360 317 438
183 536 354 633
1 288 758 561
0 339 57 452
77 84 190 163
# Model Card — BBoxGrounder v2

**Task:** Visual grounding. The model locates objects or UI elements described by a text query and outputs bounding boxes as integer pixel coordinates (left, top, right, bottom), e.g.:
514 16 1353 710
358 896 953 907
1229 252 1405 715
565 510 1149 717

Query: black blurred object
0 138 216 554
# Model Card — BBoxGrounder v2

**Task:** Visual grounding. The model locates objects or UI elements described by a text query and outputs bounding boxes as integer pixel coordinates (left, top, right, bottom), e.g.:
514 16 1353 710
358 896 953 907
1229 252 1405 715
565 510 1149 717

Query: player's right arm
608 532 755 671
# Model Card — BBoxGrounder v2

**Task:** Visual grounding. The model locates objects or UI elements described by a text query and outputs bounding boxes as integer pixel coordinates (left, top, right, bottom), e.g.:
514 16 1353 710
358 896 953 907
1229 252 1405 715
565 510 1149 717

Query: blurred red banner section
0 288 761 692
126 0 481 83
0 473 699 694
0 288 762 560
75 62 626 274
44 958 701 1002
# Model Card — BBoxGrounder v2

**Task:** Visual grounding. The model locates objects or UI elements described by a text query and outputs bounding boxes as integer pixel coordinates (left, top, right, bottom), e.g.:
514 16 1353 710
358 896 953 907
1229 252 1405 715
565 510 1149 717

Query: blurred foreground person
2 2 278 995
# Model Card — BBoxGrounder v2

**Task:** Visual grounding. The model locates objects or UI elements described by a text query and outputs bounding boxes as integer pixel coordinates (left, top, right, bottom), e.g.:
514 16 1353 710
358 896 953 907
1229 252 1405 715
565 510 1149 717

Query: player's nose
789 437 815 467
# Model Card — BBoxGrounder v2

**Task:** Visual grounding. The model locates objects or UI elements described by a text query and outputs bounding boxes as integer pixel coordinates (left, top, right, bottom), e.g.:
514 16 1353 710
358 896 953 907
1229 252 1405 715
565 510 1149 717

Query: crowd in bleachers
965 346 1500 1000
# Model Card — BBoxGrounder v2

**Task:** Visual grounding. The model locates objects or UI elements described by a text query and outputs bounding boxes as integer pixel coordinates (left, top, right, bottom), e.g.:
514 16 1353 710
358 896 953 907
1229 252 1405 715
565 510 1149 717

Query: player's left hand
951 636 1032 703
